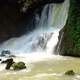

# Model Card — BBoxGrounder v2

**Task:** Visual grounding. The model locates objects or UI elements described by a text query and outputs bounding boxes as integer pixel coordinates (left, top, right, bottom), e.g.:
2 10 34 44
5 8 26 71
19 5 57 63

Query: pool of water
0 56 80 80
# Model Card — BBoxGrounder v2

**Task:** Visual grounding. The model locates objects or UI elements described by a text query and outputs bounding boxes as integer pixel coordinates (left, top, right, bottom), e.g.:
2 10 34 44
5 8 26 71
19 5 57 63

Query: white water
0 0 69 60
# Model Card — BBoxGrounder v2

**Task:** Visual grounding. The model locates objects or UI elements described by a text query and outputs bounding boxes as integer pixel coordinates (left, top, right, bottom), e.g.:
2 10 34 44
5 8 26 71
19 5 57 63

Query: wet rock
0 50 11 57
0 50 16 58
1 58 14 70
9 55 16 58
12 62 26 70
5 58 14 70
31 32 53 50
0 59 2 61
65 70 75 76
1 58 26 70
1 58 13 63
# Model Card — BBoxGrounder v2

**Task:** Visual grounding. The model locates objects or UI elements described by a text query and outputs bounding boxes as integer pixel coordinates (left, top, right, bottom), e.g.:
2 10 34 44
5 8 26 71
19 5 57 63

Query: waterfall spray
0 0 69 58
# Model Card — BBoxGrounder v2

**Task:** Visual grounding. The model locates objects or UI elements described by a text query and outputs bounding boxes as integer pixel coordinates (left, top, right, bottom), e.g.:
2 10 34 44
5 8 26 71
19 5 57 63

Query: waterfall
0 0 69 57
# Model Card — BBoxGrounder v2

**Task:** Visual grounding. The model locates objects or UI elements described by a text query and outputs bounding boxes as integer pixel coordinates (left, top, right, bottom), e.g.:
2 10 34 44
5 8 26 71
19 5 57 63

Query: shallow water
0 56 80 80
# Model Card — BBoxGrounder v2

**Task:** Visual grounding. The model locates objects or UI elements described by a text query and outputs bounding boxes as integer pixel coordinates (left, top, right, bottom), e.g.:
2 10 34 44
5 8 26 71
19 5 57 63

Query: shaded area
59 0 80 56
0 0 65 43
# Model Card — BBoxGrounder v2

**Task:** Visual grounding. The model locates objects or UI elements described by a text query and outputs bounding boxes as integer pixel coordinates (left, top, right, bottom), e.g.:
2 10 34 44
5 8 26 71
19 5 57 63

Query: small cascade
0 0 69 57
56 32 64 54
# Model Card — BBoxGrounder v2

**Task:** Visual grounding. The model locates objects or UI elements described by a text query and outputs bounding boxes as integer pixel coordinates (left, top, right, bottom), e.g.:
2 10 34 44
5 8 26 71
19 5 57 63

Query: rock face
59 0 80 56
0 0 65 43
31 32 53 50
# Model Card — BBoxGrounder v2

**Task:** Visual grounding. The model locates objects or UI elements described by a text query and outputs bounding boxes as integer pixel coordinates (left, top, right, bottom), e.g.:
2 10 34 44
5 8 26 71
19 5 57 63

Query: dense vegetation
59 0 80 56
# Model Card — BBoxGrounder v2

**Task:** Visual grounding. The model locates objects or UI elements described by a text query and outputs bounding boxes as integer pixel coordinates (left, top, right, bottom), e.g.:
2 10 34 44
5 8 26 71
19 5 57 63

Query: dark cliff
59 0 80 57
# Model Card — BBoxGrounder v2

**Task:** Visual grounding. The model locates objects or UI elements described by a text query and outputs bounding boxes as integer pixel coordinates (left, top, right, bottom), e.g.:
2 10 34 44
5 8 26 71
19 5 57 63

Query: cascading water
0 0 69 59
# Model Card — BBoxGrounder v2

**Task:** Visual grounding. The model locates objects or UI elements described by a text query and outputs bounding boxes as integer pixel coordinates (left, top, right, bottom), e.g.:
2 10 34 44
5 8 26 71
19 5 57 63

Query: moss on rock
12 62 26 70
65 70 75 76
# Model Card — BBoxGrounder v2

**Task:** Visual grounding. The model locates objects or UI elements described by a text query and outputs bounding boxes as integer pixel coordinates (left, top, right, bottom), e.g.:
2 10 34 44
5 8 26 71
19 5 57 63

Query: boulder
1 58 13 63
65 70 75 76
1 50 11 57
12 62 26 70
1 58 26 70
0 59 1 61
9 55 16 58
1 58 14 70
0 50 16 58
